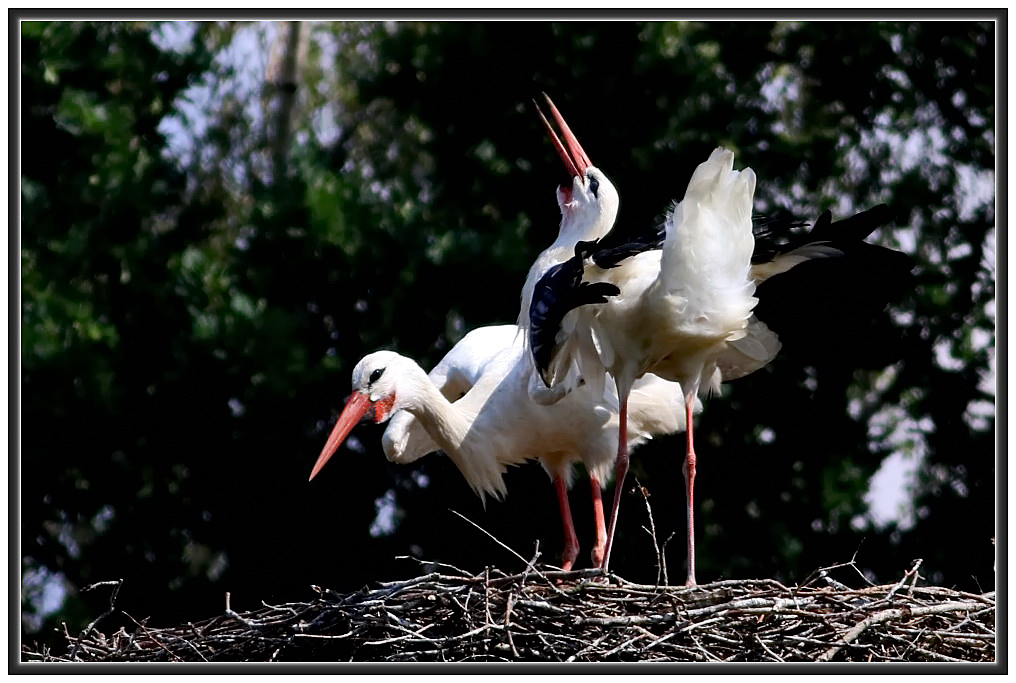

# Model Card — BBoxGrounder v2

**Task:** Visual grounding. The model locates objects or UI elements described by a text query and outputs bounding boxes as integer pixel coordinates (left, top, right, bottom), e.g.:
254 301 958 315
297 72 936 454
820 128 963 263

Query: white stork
529 146 913 583
517 96 620 330
308 333 686 570
564 148 759 586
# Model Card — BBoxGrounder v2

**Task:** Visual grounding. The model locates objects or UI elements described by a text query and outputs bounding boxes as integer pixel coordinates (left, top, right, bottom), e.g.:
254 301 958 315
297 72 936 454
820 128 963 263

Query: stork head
536 94 620 242
308 351 412 481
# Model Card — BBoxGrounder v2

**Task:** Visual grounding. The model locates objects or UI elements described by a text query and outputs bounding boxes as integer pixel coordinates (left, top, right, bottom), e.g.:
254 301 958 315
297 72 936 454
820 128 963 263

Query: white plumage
517 95 620 327
538 147 759 583
517 161 619 330
310 97 693 570
517 96 622 406
382 324 519 464
609 148 757 400
309 335 687 569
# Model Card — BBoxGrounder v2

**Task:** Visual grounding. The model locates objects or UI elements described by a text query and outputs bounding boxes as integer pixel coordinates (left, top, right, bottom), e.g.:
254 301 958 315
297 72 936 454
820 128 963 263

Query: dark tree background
19 18 996 653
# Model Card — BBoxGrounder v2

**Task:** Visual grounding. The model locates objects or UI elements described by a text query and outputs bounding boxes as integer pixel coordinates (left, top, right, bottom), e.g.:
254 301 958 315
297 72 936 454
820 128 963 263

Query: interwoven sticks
23 558 994 663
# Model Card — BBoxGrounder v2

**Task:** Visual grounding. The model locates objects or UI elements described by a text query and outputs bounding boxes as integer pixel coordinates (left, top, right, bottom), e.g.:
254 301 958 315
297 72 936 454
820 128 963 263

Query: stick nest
22 558 994 663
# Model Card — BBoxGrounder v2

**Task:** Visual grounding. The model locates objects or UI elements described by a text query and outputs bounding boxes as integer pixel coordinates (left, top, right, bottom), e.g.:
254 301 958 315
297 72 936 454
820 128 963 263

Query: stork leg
683 393 698 587
553 475 580 571
589 476 607 567
600 397 630 573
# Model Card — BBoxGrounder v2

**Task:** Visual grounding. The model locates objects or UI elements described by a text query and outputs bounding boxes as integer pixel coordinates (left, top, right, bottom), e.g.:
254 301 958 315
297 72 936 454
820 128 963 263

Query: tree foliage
20 19 996 653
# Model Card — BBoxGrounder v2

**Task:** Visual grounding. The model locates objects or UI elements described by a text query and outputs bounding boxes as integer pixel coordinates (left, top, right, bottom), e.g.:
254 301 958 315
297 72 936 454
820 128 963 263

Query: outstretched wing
749 203 915 370
750 204 900 283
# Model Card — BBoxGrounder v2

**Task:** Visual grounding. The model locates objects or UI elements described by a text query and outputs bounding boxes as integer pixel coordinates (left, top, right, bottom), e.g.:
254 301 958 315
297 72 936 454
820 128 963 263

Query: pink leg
683 394 698 587
589 477 607 567
600 397 629 573
554 475 580 571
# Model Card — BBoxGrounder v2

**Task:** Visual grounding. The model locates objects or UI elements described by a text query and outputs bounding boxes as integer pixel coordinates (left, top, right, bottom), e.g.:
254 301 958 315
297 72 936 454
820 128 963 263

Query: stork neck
403 374 472 456
557 215 606 245
399 364 505 501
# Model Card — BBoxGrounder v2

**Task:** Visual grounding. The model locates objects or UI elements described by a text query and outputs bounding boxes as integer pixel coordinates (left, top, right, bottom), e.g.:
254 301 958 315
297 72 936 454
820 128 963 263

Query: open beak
308 391 372 481
535 93 592 183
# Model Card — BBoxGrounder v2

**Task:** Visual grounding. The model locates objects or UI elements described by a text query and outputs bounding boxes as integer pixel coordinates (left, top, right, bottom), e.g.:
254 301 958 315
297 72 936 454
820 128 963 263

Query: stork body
323 98 681 571
531 148 759 583
310 333 687 570
530 157 913 582
359 97 640 568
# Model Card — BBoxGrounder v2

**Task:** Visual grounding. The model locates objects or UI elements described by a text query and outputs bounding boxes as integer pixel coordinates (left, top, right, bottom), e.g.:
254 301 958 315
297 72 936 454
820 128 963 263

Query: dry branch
22 559 995 663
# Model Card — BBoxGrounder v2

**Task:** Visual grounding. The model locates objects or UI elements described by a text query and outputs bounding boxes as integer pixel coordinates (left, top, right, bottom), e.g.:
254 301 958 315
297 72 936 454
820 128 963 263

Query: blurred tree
20 18 995 655
21 20 225 639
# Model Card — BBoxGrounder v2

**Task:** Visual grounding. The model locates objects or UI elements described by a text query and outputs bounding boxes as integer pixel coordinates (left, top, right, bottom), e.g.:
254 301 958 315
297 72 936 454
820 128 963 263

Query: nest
22 557 995 663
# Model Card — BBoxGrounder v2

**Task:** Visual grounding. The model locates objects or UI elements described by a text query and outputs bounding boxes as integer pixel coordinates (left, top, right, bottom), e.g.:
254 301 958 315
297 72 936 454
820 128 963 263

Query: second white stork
309 331 687 570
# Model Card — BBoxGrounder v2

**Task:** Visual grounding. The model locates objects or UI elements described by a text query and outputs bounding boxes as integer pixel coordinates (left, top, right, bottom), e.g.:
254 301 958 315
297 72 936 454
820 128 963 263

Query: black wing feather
752 203 915 367
751 204 896 263
528 202 912 384
528 242 620 385
589 222 666 269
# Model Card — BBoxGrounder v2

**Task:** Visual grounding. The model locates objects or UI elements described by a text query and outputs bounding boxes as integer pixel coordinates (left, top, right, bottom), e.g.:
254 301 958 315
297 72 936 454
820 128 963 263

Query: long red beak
536 93 592 179
308 392 371 481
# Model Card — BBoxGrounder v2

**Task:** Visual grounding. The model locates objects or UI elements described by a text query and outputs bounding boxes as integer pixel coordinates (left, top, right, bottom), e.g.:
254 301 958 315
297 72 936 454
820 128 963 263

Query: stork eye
588 176 600 198
369 368 385 384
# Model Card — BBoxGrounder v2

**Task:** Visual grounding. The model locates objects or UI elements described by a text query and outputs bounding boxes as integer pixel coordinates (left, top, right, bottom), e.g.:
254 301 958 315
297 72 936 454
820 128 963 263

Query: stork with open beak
529 148 914 584
312 94 694 569
309 97 694 572
517 95 620 329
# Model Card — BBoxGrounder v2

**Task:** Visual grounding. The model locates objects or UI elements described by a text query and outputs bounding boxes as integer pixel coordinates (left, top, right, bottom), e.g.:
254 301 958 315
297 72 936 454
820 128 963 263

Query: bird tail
660 147 758 337
716 315 783 382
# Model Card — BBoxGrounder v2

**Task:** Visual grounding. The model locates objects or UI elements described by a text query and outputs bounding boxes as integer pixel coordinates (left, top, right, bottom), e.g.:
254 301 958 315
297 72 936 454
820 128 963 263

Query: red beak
535 93 592 179
308 392 372 481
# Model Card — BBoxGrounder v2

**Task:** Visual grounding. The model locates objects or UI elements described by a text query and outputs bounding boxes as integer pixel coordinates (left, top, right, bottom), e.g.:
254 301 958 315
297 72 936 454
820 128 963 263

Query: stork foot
590 543 605 569
559 538 579 573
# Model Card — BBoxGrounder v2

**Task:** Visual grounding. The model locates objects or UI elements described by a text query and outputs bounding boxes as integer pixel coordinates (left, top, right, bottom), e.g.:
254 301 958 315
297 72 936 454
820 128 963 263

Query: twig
817 601 986 662
503 587 520 658
121 610 198 662
69 579 123 661
636 478 667 587
886 559 924 602
449 509 529 567
754 633 786 662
